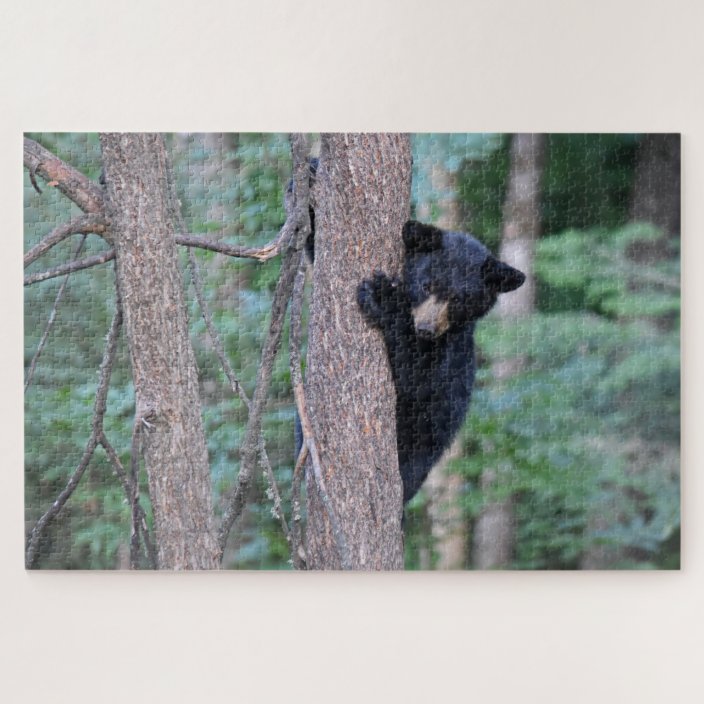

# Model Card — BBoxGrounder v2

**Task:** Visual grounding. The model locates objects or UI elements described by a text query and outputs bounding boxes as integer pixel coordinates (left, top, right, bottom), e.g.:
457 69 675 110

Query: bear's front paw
357 271 401 325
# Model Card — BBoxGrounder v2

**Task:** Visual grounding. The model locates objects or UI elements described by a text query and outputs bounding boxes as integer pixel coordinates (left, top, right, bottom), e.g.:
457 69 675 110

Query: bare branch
28 163 42 195
289 256 351 569
26 438 100 569
127 406 155 569
290 443 308 569
98 433 157 570
24 249 115 286
188 252 250 407
25 304 123 568
289 258 309 570
215 245 300 556
24 215 107 268
217 133 312 558
288 257 313 570
186 250 290 551
175 228 293 262
25 235 88 392
161 130 294 560
262 456 289 538
24 137 104 214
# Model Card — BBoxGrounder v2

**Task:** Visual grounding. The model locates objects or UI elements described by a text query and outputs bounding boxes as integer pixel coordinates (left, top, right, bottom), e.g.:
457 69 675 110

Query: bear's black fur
291 157 525 504
357 221 525 503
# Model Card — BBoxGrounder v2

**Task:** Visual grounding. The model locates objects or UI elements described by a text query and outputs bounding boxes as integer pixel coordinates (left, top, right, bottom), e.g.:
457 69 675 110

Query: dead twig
162 141 293 558
289 256 351 570
24 215 106 268
25 303 122 568
24 249 115 286
187 250 290 550
290 441 308 569
187 252 250 407
98 432 158 570
176 229 292 262
24 234 88 392
127 405 157 568
216 243 301 557
29 163 42 195
216 133 312 559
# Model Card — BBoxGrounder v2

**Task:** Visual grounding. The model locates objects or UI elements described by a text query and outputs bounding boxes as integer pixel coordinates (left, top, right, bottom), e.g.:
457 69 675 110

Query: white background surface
2 2 702 702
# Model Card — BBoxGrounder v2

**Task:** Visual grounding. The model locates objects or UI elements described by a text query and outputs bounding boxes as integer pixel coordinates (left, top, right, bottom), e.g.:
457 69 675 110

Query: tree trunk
473 133 545 570
100 133 219 570
304 134 410 570
631 134 681 238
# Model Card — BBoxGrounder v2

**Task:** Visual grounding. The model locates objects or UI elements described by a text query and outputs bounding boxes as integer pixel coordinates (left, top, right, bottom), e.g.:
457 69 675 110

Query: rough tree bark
304 133 411 570
473 133 545 570
100 133 220 570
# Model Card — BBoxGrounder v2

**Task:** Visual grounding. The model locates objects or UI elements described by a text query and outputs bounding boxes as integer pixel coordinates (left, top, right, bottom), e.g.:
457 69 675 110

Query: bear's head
402 220 525 337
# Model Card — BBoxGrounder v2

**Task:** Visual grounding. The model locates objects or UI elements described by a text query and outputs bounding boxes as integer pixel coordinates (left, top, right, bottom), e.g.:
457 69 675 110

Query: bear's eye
450 293 461 305
421 281 432 296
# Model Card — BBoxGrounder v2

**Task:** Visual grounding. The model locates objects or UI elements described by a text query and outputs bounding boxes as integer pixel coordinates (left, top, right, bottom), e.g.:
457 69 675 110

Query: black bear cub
357 220 525 504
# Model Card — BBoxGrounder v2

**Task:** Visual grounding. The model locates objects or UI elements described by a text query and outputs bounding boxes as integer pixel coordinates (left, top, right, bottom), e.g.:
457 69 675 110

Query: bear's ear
481 256 526 293
402 221 444 253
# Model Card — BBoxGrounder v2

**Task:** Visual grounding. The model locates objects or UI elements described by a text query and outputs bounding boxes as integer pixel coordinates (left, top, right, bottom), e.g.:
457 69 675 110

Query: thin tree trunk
631 134 681 238
100 133 219 570
423 439 466 569
304 133 410 570
473 133 545 570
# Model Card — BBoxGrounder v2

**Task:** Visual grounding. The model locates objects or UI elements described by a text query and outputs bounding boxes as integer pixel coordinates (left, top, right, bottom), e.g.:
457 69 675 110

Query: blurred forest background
24 133 680 570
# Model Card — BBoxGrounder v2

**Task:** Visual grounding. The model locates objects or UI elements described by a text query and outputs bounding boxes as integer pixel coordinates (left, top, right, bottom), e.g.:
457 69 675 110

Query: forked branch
25 234 88 392
98 433 158 569
24 215 106 268
187 251 290 551
25 301 122 568
216 133 312 559
24 250 116 286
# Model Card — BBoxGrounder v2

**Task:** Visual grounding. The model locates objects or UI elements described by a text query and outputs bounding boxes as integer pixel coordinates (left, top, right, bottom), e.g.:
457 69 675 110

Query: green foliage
25 133 679 571
174 134 299 567
438 224 680 569
24 378 139 569
455 133 639 250
24 133 296 569
455 136 509 251
542 134 639 234
24 132 133 568
537 223 680 320
413 133 505 248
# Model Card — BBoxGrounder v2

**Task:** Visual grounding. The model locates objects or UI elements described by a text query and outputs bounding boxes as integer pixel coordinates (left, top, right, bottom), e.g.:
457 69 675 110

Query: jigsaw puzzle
23 133 681 570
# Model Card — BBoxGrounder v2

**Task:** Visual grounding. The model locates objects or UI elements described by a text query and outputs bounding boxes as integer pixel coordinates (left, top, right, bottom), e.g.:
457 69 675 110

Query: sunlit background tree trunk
473 133 546 569
631 133 681 239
